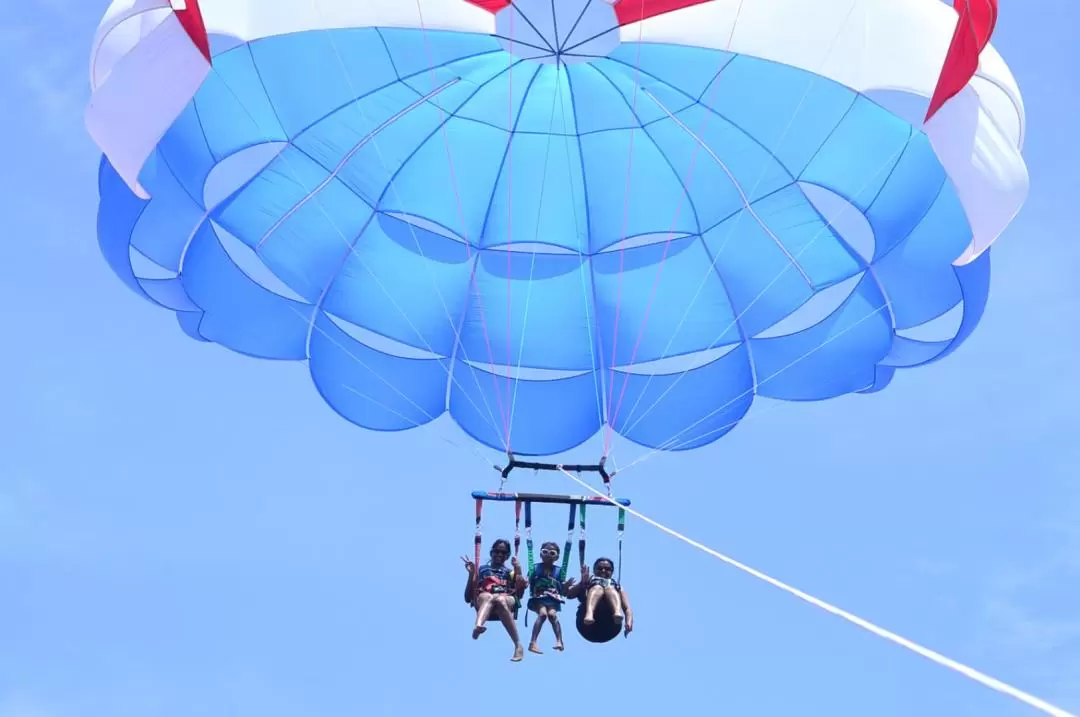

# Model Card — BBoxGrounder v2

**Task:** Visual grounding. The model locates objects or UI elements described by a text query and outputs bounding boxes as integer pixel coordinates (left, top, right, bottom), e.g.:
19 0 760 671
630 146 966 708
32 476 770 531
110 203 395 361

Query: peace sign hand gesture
461 555 476 574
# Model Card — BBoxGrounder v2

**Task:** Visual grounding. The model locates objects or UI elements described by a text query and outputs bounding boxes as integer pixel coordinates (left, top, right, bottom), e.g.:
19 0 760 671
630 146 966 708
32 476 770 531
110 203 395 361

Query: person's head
593 557 615 578
539 541 560 566
489 539 511 566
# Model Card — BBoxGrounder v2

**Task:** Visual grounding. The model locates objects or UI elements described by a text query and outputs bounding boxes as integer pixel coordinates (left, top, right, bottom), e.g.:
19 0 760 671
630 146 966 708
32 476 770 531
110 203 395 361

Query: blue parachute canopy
96 21 990 457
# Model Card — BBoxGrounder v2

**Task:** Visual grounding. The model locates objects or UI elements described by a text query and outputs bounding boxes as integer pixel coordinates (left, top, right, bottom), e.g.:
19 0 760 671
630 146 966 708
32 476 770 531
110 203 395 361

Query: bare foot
472 625 487 639
583 614 595 626
511 644 524 662
528 642 543 654
553 641 564 651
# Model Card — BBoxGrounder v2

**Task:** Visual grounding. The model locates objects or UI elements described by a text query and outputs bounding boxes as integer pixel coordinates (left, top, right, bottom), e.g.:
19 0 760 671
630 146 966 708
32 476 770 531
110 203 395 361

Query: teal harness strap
617 507 626 583
577 502 587 577
524 501 534 628
525 501 535 574
559 503 576 582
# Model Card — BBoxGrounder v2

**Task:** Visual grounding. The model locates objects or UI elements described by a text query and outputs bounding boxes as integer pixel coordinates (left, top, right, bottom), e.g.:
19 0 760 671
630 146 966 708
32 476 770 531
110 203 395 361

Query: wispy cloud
975 512 1080 708
984 598 1080 654
0 3 97 140
0 694 56 717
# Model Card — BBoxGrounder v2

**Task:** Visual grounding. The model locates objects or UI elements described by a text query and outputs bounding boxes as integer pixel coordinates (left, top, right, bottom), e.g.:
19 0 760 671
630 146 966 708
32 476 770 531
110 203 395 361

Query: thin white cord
308 0 509 443
642 87 811 284
507 64 566 443
558 468 1077 717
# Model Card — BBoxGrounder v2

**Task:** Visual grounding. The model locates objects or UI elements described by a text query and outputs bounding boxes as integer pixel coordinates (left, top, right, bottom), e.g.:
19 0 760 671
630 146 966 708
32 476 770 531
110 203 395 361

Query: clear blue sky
2 2 1078 716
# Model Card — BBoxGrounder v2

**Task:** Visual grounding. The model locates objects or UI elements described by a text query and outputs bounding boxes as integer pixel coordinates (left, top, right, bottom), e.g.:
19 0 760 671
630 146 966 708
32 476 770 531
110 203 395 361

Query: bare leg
529 607 548 653
583 585 603 625
493 596 524 662
473 592 493 638
551 611 564 651
604 586 624 624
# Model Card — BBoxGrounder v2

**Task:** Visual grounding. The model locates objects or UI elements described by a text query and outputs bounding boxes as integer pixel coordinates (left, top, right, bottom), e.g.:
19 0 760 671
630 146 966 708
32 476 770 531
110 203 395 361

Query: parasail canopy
87 0 1028 458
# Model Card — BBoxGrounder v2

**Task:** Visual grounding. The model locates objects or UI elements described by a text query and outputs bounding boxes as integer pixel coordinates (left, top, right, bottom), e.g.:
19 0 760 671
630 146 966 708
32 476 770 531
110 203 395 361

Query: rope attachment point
496 452 615 490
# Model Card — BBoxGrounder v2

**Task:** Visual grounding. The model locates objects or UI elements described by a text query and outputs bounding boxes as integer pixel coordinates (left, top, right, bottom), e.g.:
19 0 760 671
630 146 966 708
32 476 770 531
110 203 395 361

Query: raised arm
565 564 590 600
462 556 477 604
511 557 528 598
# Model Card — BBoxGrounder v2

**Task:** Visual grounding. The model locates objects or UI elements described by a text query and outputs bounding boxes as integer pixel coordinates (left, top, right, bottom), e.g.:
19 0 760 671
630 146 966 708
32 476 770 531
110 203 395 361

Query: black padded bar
472 491 630 507
494 452 614 484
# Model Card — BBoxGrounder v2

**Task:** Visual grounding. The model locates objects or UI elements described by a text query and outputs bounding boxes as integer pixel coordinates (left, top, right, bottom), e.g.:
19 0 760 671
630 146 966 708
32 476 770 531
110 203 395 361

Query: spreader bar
472 491 630 507
494 452 614 485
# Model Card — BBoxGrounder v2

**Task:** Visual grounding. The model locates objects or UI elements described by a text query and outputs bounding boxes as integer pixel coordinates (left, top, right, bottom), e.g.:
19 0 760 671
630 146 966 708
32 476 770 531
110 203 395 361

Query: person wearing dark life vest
462 539 528 661
581 556 634 638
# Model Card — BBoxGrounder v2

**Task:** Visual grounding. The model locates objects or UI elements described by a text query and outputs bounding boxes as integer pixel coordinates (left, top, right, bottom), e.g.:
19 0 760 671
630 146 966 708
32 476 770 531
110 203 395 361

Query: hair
540 541 560 553
593 556 615 571
490 539 512 554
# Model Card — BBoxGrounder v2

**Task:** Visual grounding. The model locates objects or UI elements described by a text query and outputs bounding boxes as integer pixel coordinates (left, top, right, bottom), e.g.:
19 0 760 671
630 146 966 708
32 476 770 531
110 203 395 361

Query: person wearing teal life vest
525 542 586 653
462 539 528 661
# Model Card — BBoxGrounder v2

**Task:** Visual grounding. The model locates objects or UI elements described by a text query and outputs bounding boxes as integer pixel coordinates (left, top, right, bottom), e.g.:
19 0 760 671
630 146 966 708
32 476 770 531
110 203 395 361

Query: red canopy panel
171 0 211 62
925 0 998 121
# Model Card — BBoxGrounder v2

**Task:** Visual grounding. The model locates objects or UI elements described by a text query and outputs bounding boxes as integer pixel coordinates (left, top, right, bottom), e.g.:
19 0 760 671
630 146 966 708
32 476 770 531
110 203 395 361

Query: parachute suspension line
504 7 515 450
604 13 836 443
411 0 513 451
507 65 567 446
618 300 892 475
722 0 748 51
206 65 506 443
560 503 577 582
637 396 785 455
603 86 816 445
615 131 905 463
211 3 508 445
611 0 866 440
274 306 433 422
252 78 459 252
616 145 903 458
601 0 764 459
602 0 651 457
557 471 1076 717
602 76 723 451
649 89 813 285
554 62 606 453
284 306 500 472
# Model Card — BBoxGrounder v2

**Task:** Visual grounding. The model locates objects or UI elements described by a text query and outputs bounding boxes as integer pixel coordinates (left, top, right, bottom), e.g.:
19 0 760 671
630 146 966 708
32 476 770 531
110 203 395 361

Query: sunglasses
540 548 559 557
490 549 509 556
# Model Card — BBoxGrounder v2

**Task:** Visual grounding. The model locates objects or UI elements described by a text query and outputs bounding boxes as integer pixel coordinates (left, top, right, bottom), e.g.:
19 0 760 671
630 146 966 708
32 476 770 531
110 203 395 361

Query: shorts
473 591 520 612
527 595 562 613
